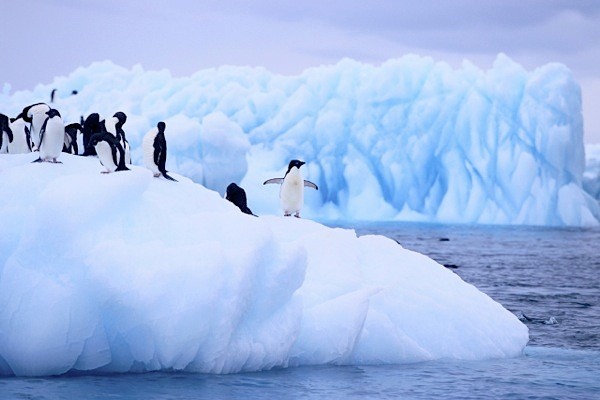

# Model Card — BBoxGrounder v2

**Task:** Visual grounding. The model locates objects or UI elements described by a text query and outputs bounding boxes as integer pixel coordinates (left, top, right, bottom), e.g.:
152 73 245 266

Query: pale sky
2 0 599 143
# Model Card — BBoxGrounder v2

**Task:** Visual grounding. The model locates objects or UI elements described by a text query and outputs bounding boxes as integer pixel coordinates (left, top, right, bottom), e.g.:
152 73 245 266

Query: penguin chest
39 119 64 160
280 171 304 212
142 132 159 174
95 141 118 172
8 121 30 154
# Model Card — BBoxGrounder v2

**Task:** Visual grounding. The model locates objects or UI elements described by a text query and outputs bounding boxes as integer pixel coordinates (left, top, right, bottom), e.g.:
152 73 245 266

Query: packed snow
1 54 597 226
0 154 528 377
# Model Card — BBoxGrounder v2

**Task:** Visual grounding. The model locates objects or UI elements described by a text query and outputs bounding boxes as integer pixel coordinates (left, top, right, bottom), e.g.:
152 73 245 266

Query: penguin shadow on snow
263 159 318 218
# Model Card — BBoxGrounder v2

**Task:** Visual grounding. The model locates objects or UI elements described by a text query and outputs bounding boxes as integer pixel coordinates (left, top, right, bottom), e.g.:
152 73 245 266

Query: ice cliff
1 54 597 225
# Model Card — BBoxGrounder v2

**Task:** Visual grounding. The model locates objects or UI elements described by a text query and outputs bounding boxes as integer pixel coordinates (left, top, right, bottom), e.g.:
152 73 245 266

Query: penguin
226 183 257 216
8 113 32 154
21 102 50 150
82 113 102 156
142 121 177 181
32 108 64 163
89 132 129 173
0 113 14 153
263 159 318 218
104 111 131 164
63 123 82 154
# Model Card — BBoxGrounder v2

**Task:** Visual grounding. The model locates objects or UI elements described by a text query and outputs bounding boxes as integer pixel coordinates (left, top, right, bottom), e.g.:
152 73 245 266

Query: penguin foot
153 173 161 178
101 171 111 174
51 159 62 164
294 213 301 218
284 213 291 217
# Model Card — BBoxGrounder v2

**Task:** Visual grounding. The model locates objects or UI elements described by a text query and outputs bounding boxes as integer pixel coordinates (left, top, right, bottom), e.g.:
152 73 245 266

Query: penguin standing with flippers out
32 108 64 163
263 159 318 218
226 183 257 216
0 113 13 153
89 131 129 173
143 121 177 181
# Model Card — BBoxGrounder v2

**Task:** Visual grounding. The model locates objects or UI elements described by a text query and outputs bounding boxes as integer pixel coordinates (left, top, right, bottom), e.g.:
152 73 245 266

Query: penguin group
1 102 177 182
3 97 320 218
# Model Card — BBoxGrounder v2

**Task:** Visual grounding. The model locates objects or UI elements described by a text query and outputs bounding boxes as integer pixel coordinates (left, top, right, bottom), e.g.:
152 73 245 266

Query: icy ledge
0 154 528 376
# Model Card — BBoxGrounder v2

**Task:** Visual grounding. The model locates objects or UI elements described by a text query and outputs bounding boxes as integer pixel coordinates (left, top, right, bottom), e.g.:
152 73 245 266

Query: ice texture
0 54 597 226
0 155 528 376
583 144 600 201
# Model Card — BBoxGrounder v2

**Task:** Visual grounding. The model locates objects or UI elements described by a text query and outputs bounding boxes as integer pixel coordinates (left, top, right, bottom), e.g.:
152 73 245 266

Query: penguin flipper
38 116 50 147
25 125 32 151
303 180 319 190
263 178 284 185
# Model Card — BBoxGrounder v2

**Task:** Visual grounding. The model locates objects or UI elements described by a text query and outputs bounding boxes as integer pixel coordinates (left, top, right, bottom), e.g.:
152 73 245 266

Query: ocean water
1 222 599 399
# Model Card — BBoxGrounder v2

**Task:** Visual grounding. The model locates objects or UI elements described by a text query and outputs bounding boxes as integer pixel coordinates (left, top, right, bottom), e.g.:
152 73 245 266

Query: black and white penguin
0 113 14 153
21 102 50 150
63 123 82 154
32 108 64 163
263 159 318 218
8 113 32 154
82 113 102 156
104 111 131 164
226 183 257 216
89 132 129 173
142 121 177 181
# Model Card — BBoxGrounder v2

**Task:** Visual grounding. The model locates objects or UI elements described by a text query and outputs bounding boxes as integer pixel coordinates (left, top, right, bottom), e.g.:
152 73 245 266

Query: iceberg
584 144 600 201
0 154 527 377
0 54 597 226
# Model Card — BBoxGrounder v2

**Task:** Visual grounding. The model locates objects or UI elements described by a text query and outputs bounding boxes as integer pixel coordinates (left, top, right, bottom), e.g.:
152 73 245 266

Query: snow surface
0 154 528 377
1 54 597 226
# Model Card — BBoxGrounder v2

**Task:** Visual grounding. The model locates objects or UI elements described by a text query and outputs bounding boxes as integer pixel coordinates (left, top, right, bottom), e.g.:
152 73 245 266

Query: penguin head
88 133 104 147
84 113 101 133
22 102 48 123
46 108 61 119
286 159 305 174
113 111 127 126
65 123 82 134
226 183 242 201
157 121 166 133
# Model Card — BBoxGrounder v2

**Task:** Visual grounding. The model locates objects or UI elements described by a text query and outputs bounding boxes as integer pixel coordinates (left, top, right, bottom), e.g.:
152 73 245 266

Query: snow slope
0 154 528 376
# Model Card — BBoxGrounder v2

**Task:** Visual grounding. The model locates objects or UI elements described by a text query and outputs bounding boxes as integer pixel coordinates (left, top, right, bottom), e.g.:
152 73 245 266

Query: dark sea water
1 222 599 400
